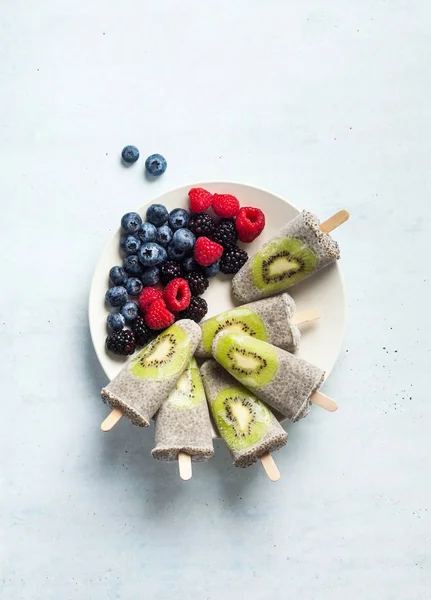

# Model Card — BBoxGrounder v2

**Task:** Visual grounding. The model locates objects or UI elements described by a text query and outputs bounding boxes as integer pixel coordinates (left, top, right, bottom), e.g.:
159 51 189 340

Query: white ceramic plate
89 182 346 401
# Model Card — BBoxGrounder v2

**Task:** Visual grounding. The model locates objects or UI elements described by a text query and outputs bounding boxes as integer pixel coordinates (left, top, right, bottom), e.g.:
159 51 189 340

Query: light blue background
1 1 430 598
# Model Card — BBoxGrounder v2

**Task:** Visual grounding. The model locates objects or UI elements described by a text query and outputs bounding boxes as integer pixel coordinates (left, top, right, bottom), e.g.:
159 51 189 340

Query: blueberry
105 286 128 307
168 208 189 231
125 277 144 296
107 311 126 331
137 222 157 243
172 228 196 252
120 234 141 255
121 145 140 164
141 266 160 286
167 243 186 262
203 261 220 278
156 224 173 247
121 301 139 322
123 254 143 275
145 154 167 177
182 257 201 273
109 266 128 286
138 243 167 267
146 204 169 226
121 212 142 233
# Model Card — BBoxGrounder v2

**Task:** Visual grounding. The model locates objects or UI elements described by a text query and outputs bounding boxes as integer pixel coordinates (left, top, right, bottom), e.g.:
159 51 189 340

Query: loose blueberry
156 224 173 247
109 265 128 286
138 242 167 267
146 204 169 226
105 286 128 307
107 311 126 331
203 261 220 278
121 145 140 164
145 154 167 177
182 257 201 273
120 234 141 255
123 254 143 275
125 277 144 296
167 243 186 262
121 212 142 234
137 222 157 243
168 208 189 231
121 301 139 322
141 266 160 286
172 228 196 252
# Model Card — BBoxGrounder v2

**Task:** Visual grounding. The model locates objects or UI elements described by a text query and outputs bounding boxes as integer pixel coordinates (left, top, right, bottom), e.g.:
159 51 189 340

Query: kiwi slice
213 332 278 389
212 385 272 450
129 324 190 380
167 358 205 409
251 236 317 293
201 307 268 354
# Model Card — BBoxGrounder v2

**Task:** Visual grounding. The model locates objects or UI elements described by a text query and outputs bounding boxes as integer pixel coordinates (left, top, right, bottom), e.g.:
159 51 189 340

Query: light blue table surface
1 1 430 598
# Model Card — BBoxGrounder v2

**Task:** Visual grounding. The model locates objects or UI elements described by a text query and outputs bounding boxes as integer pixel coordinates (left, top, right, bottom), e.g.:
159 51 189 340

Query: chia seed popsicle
100 320 201 427
200 360 288 468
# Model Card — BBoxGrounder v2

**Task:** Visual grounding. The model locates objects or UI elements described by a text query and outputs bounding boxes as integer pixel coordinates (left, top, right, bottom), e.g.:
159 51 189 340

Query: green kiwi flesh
201 307 268 354
167 358 205 409
251 236 317 293
213 332 278 389
129 324 190 380
212 385 272 450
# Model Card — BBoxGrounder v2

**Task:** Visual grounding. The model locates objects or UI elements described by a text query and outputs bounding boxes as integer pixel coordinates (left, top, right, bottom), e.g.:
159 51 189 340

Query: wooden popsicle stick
292 309 321 325
260 453 281 482
178 452 192 481
101 407 124 432
320 210 350 233
311 391 338 412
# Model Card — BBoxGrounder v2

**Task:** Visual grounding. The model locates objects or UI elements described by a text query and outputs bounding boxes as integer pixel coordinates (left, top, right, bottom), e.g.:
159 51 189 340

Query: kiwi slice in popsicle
201 307 268 354
167 358 205 409
129 324 190 380
251 237 317 293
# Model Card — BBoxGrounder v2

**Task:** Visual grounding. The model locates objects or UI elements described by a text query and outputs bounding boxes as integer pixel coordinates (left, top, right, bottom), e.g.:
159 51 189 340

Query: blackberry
185 272 209 296
183 256 202 274
180 296 208 323
131 316 152 346
188 213 215 238
106 330 136 356
159 261 183 285
219 246 248 274
212 218 238 248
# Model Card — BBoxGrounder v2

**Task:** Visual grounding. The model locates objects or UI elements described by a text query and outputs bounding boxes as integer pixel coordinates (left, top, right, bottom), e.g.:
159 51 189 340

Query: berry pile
104 189 266 355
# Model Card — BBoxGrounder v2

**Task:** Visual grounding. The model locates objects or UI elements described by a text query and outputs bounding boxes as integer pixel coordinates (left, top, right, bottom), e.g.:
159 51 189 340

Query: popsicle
232 210 349 303
201 360 287 476
152 358 214 476
100 320 201 430
195 293 320 358
212 331 337 421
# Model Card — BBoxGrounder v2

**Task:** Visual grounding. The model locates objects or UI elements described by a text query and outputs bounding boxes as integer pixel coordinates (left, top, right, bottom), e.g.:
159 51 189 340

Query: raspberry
188 188 213 213
164 278 191 312
212 193 240 218
138 287 164 313
106 330 136 355
131 315 152 346
145 298 175 330
235 206 265 243
194 236 223 267
219 246 248 274
188 213 216 238
212 218 238 248
159 261 183 285
181 296 208 323
185 272 209 296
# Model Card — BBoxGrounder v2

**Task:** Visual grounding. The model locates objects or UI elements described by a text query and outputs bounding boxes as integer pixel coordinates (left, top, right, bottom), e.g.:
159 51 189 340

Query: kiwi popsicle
212 331 325 422
100 320 201 428
200 360 288 468
152 358 214 462
232 210 341 303
195 293 300 359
